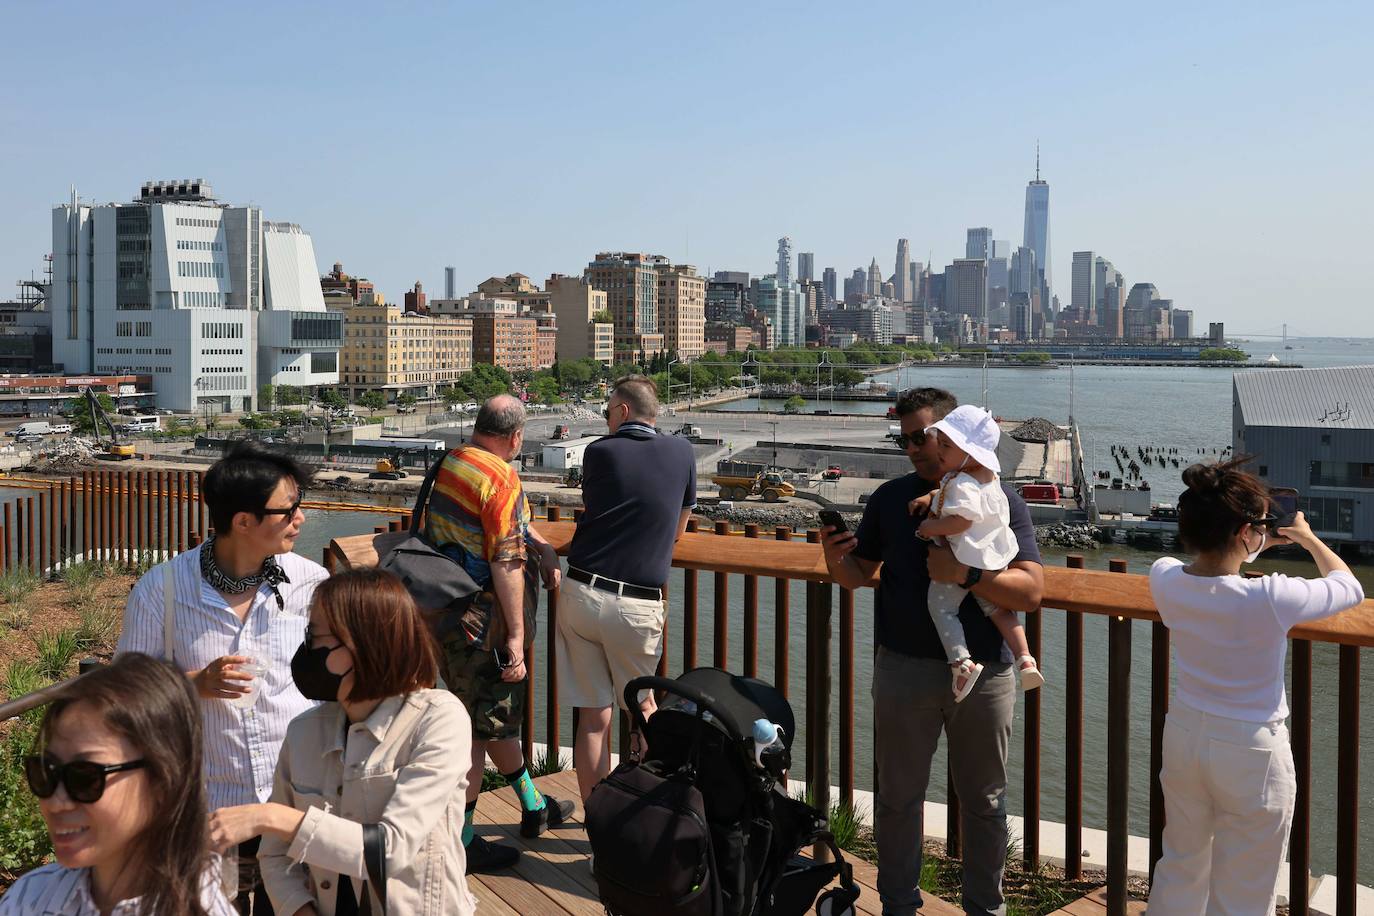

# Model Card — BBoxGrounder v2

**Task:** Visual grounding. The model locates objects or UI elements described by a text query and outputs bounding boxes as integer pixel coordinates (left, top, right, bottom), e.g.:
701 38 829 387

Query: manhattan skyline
2 1 1371 336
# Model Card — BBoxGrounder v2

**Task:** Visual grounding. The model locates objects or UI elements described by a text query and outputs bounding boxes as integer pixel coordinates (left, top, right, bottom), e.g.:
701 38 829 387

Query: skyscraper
965 227 992 260
1071 251 1097 318
797 251 814 284
866 259 882 297
822 267 837 305
1010 246 1038 298
776 237 793 286
894 239 912 303
1022 146 1051 302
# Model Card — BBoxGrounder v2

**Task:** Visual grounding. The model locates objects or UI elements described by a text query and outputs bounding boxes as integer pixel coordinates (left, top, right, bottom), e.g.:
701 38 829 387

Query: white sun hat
926 404 1002 474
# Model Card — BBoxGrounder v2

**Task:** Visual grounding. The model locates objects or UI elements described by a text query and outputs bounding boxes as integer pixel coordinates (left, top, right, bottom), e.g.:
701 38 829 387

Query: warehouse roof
1233 365 1374 429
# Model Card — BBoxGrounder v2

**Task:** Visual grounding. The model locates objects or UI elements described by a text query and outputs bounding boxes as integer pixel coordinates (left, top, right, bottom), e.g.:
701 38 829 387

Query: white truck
9 421 51 438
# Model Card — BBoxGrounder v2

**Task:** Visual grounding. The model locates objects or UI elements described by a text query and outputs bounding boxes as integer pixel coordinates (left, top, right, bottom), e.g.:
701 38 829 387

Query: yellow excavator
84 388 136 461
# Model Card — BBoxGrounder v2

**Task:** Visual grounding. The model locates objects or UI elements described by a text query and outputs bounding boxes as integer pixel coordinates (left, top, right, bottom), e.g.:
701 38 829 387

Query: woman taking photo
1148 459 1364 914
208 568 476 916
0 653 235 915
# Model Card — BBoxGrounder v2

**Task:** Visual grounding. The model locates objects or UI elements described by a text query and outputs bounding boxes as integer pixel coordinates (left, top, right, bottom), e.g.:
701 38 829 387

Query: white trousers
1147 701 1296 916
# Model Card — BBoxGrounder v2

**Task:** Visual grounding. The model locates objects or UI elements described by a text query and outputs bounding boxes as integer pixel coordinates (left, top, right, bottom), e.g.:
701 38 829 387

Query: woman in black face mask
208 568 478 916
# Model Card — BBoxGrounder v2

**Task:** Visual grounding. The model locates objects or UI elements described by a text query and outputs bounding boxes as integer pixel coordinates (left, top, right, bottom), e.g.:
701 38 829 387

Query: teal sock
503 765 545 813
462 800 476 846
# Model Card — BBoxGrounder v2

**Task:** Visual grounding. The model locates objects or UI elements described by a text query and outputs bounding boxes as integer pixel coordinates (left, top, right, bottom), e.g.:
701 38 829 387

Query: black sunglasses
259 492 305 518
893 431 928 450
24 755 146 804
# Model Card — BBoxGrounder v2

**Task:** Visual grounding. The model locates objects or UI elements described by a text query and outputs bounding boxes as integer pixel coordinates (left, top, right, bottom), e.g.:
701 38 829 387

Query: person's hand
537 543 561 590
907 493 933 517
1276 511 1315 549
192 656 253 701
820 526 858 568
917 518 937 540
208 804 265 852
500 638 527 683
927 545 969 585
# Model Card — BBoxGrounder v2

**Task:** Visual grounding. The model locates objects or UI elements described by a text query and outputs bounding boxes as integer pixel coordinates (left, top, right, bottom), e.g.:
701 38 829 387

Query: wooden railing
330 511 1373 916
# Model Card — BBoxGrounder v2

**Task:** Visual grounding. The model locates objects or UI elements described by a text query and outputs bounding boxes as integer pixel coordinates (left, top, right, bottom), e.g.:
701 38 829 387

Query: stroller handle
623 675 747 741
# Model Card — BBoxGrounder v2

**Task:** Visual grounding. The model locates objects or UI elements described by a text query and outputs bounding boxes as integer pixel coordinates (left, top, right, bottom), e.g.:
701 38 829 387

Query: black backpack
585 759 721 916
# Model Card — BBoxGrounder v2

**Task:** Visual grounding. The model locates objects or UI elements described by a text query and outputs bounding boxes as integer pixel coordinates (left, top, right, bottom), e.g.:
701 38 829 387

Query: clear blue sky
3 1 1371 337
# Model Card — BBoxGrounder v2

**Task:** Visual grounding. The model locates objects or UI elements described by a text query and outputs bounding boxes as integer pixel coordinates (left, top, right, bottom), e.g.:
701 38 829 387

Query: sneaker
520 795 575 838
465 834 520 873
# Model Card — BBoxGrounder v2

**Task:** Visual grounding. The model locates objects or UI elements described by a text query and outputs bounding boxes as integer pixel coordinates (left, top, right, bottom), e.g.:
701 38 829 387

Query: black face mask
291 641 352 702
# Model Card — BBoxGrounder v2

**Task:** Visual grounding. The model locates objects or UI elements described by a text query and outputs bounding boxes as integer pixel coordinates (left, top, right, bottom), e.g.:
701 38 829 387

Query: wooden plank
463 874 526 915
471 806 603 916
466 865 573 915
1052 899 1107 916
330 525 1374 646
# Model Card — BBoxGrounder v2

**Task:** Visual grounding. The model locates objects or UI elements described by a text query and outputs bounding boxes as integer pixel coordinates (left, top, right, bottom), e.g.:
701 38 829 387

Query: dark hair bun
1182 463 1222 491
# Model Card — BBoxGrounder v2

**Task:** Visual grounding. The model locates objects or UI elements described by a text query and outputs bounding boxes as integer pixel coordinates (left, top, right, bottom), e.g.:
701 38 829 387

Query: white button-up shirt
0 863 237 915
116 545 328 810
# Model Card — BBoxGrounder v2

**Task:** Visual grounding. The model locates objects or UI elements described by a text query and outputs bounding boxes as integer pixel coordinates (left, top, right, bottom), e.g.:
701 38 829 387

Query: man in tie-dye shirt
425 393 573 873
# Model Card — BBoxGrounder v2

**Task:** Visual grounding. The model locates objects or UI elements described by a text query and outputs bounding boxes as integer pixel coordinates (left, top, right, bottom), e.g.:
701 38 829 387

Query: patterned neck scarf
200 533 291 609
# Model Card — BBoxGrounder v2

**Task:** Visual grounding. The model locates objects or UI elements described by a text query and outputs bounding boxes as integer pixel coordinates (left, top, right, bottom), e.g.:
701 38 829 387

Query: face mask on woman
1243 528 1266 564
291 642 352 702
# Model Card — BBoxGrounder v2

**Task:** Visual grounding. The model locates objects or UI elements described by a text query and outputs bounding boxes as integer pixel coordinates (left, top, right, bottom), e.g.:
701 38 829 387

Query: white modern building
50 180 341 413
755 275 805 348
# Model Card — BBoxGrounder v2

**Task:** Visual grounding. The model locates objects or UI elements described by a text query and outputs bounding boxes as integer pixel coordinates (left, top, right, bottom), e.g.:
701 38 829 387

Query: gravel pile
696 503 856 532
1036 522 1103 550
1009 417 1068 443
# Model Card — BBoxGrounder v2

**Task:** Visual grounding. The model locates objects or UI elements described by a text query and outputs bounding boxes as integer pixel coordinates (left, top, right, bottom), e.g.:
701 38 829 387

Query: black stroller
585 667 861 916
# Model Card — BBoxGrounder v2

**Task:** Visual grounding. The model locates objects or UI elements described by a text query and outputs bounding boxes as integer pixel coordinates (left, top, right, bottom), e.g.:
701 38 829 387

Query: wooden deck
472 769 1129 915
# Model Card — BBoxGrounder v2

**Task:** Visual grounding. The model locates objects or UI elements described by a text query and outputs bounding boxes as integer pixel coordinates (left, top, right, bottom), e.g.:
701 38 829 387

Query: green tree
557 360 594 391
592 309 613 323
441 386 465 407
276 385 304 406
833 367 866 386
359 391 386 415
319 389 347 411
1199 347 1247 362
396 392 418 409
258 384 275 411
1015 351 1052 364
528 375 562 405
66 393 117 435
783 395 806 413
456 364 513 402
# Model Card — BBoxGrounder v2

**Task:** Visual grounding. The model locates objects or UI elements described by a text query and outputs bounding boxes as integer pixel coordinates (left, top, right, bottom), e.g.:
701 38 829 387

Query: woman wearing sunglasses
1147 459 1364 914
0 653 236 915
207 568 476 916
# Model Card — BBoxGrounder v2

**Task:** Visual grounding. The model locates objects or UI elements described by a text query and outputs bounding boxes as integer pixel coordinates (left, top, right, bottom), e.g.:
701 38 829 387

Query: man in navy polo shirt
559 374 697 806
822 387 1044 916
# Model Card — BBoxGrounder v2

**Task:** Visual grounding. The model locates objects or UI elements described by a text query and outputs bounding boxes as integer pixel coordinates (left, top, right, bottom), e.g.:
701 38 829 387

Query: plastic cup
226 661 268 710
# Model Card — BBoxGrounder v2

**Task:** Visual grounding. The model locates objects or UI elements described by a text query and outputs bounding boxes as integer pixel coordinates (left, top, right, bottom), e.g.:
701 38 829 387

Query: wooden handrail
329 523 1374 648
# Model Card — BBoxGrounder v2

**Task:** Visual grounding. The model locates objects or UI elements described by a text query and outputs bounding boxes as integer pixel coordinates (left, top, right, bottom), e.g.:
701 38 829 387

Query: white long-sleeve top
1150 557 1365 722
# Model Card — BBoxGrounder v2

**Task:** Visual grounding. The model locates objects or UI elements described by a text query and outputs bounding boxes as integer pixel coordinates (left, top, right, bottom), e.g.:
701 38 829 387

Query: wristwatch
959 567 983 589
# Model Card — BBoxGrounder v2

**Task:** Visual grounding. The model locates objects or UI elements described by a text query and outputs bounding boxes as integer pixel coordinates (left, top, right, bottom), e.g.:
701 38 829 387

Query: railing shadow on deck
328 509 1373 916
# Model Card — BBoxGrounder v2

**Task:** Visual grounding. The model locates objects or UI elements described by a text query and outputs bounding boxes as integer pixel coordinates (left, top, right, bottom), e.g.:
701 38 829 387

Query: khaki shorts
439 630 526 742
555 577 665 710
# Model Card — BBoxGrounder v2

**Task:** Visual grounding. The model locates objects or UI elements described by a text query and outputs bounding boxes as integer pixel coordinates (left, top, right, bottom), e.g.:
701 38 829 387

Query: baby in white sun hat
907 403 1045 702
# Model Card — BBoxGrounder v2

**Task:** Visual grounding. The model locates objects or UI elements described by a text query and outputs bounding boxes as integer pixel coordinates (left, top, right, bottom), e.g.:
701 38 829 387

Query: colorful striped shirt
116 544 328 811
425 445 528 587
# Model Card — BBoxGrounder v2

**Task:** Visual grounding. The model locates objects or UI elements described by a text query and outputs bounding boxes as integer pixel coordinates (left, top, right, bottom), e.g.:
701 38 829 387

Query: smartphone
818 510 848 533
1267 511 1298 534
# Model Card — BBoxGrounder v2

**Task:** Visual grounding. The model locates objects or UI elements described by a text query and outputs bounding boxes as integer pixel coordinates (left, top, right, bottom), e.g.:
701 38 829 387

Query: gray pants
872 646 1014 916
928 580 1001 665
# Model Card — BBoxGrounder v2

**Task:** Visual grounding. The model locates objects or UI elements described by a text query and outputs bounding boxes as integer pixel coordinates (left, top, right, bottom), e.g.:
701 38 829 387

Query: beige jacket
259 690 476 916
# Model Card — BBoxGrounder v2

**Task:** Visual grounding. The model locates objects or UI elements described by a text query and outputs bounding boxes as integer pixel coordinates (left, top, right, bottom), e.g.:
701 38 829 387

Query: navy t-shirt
567 424 697 588
852 473 1042 663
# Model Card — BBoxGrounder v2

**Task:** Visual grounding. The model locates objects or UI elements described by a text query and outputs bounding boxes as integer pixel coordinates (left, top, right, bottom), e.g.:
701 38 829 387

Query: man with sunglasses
117 439 328 916
821 387 1044 916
